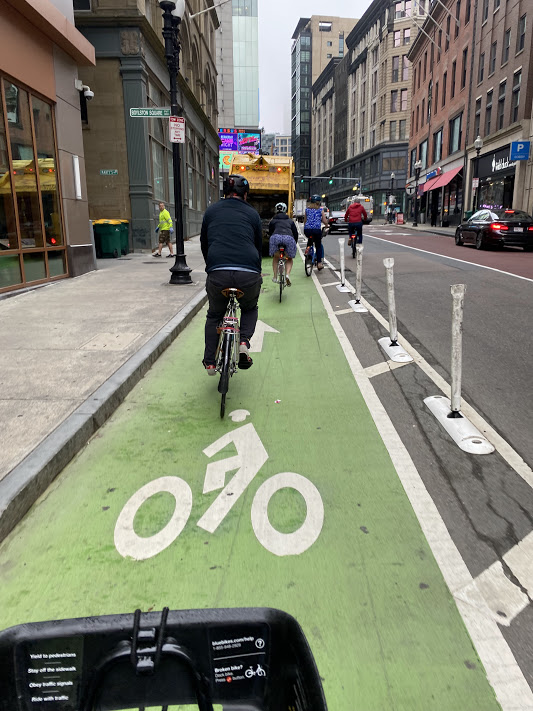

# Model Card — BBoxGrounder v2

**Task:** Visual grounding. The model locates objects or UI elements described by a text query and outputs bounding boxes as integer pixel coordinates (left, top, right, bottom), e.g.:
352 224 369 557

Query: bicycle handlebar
0 607 327 711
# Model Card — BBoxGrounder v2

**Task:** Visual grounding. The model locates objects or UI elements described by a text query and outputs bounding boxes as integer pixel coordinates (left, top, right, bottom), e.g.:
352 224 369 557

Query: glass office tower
232 0 259 127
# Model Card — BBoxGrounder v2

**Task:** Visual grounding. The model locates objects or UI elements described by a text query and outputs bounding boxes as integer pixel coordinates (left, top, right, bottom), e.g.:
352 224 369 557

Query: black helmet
223 174 250 197
309 194 321 203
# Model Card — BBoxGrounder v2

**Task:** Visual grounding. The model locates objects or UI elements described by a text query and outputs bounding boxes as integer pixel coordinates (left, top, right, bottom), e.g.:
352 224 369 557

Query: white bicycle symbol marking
114 423 324 560
245 664 266 678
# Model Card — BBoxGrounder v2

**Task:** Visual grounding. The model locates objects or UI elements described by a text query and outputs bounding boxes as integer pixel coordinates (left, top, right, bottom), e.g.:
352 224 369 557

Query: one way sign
510 141 530 161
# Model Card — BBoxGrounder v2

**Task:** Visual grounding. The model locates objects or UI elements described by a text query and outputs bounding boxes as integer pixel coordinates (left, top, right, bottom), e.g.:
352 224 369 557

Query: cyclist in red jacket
344 201 368 246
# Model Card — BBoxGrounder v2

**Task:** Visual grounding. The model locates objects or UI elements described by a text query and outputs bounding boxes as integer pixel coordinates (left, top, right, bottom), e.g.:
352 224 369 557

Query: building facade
311 0 423 213
291 16 357 199
408 0 478 226
0 0 95 294
75 0 220 250
274 134 292 156
467 0 532 214
216 0 259 130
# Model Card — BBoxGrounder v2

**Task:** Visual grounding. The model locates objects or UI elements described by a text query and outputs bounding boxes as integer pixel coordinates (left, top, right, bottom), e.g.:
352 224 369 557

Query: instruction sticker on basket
210 625 269 692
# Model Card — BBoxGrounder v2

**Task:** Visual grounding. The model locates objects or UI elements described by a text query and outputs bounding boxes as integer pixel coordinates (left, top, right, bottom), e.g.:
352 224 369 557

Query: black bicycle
276 245 286 301
215 287 242 418
304 243 318 277
0 607 328 711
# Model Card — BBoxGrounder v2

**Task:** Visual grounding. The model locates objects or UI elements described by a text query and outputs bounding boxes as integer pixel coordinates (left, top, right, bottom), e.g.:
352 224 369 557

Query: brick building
310 0 422 214
407 0 474 227
468 0 532 214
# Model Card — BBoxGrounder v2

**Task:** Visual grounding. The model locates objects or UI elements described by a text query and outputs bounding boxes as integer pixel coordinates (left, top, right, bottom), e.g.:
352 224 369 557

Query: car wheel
455 229 463 246
475 233 484 250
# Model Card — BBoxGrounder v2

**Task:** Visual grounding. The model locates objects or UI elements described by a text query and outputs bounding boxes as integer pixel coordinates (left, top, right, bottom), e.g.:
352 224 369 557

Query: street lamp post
159 0 192 285
388 172 395 223
473 135 483 214
413 159 422 227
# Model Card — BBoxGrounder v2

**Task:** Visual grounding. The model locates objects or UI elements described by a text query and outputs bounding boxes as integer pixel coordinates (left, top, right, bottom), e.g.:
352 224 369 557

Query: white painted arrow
249 320 279 353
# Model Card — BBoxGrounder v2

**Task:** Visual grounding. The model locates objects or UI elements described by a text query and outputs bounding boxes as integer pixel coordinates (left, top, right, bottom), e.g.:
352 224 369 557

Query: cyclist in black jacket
200 175 263 374
268 202 299 286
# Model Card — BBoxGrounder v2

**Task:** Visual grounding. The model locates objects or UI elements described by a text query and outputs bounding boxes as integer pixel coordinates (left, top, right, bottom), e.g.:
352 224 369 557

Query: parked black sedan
328 211 349 234
455 209 533 250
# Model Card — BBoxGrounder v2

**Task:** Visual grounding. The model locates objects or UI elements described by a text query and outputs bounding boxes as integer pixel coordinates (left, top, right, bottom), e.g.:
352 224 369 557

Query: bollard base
424 396 494 454
336 284 351 292
378 337 413 363
348 299 368 313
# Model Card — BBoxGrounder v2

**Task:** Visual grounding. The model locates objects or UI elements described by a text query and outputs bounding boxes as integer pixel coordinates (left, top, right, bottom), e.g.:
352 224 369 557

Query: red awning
430 165 463 190
422 176 439 192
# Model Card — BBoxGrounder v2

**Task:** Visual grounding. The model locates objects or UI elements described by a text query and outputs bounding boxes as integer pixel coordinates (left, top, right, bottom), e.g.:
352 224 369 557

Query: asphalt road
323 223 533 692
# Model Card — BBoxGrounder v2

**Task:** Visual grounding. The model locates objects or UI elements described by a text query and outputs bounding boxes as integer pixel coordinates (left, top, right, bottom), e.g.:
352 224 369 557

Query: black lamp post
473 135 483 213
413 160 422 227
159 0 192 285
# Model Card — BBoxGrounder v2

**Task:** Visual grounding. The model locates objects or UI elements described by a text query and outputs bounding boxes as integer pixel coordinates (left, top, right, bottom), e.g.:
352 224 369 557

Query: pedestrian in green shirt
153 202 175 257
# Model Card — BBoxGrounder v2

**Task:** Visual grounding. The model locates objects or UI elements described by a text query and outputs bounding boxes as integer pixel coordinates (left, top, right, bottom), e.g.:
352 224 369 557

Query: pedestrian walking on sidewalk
345 200 368 247
153 201 175 258
200 174 263 375
268 202 299 286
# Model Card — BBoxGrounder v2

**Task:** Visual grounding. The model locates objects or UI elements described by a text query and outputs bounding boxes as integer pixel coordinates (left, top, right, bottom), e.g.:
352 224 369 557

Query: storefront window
32 97 62 247
0 77 65 292
5 81 43 248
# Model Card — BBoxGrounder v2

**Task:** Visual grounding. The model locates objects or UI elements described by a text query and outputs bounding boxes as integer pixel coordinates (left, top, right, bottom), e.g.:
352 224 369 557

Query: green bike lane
0 263 499 710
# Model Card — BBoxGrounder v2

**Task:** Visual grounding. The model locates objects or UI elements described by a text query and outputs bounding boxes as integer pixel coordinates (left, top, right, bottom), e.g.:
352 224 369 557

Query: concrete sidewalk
0 237 207 542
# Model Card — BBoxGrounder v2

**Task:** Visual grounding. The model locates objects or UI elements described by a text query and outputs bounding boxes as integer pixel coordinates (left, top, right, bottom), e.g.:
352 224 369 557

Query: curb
0 289 208 545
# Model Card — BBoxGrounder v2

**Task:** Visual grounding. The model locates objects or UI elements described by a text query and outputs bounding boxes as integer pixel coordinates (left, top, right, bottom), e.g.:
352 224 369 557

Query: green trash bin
119 220 129 255
464 210 473 221
93 220 121 258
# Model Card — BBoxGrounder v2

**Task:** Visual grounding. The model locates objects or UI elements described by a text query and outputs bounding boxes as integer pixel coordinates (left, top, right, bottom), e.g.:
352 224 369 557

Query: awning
422 176 440 192
429 165 463 190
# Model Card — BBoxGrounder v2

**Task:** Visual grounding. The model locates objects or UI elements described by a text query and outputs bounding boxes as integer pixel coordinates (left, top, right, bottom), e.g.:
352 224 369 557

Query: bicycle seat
221 288 244 298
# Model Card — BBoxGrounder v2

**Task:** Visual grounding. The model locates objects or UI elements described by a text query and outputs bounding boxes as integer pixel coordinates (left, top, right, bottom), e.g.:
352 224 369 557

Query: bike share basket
0 607 327 711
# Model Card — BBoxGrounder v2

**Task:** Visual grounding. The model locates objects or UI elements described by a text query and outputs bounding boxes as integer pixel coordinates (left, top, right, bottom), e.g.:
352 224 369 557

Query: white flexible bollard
384 257 398 345
336 237 350 291
348 244 368 312
378 257 413 362
450 283 465 417
424 283 493 453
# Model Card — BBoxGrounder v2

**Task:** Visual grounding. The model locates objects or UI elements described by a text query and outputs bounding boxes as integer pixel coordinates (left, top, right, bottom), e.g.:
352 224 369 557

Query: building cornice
4 0 95 65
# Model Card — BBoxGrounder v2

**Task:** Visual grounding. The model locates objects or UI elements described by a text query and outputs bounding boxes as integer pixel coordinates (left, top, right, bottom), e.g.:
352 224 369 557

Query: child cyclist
304 195 329 270
268 202 299 286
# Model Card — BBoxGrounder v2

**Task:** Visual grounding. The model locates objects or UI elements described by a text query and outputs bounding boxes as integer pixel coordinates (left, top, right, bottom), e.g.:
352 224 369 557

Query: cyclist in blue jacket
304 195 328 270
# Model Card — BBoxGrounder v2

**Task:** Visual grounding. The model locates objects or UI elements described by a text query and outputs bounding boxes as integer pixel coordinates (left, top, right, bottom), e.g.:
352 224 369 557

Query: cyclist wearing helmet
268 202 299 286
200 174 263 374
304 195 328 270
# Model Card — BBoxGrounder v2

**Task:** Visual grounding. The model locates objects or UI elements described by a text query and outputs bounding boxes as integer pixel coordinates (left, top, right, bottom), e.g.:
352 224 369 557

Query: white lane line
324 262 533 491
311 269 533 710
504 530 533 597
334 308 355 316
364 360 411 378
367 235 533 283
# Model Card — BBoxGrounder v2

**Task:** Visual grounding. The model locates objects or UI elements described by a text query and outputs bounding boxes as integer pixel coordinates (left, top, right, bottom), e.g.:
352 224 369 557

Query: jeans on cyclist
304 228 324 268
204 270 262 368
348 222 363 244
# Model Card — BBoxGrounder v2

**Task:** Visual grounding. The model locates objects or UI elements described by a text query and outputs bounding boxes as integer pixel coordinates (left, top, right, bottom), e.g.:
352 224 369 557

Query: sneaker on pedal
286 277 291 286
238 342 253 369
203 360 216 376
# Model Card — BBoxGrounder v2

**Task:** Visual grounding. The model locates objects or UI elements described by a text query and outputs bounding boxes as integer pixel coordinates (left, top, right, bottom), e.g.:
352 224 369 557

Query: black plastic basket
0 607 327 711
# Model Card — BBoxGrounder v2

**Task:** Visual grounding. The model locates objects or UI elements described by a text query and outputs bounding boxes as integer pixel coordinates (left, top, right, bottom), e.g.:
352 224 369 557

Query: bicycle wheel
278 261 284 302
218 334 232 420
304 249 313 277
352 238 357 259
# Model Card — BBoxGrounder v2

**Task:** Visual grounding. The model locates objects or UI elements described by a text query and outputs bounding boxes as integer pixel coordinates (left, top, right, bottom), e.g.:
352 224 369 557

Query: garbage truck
229 154 295 254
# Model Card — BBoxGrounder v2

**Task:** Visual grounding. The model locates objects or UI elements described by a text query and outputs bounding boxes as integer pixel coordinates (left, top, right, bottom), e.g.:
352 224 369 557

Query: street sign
169 116 185 143
130 107 171 117
510 141 530 161
472 177 479 188
100 169 118 176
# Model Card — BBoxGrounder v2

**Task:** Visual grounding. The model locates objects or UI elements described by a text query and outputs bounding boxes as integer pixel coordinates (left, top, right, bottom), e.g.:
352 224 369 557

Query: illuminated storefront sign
218 129 261 158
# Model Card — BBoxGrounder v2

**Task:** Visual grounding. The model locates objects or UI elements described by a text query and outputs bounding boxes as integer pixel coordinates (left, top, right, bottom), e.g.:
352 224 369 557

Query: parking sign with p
510 141 530 161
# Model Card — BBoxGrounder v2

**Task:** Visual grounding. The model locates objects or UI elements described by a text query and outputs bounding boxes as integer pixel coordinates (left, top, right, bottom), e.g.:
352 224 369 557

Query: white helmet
275 202 287 213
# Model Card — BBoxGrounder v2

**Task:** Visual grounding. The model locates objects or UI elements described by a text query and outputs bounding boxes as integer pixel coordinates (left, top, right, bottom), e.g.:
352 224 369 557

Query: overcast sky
257 0 371 135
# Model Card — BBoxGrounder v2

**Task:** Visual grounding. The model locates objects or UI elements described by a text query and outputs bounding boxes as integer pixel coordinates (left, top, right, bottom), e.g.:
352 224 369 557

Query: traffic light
301 178 304 183
328 177 333 184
